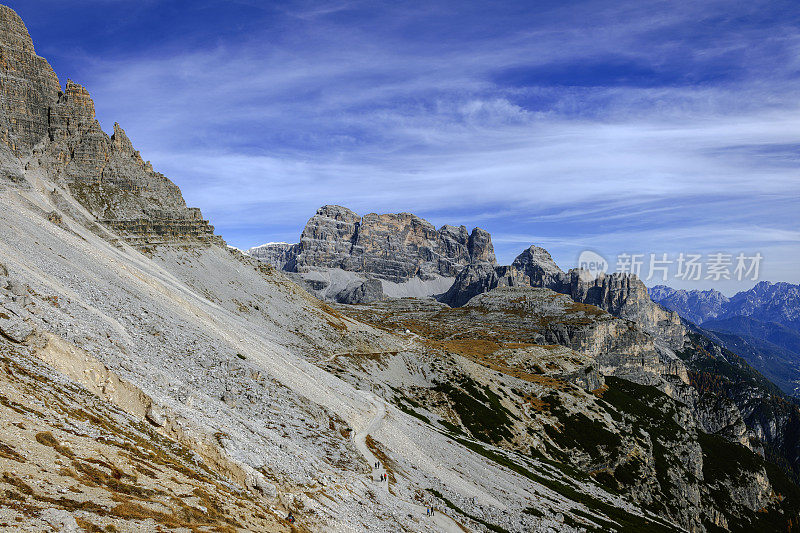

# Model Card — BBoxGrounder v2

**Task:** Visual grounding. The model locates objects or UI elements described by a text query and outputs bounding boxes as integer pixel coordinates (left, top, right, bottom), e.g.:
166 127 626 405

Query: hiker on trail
426 507 430 517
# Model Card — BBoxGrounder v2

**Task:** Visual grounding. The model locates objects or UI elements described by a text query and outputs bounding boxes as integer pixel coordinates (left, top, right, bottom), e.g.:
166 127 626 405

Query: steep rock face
0 6 61 154
441 262 508 307
294 205 361 271
0 6 220 247
248 205 496 283
550 271 686 350
511 245 562 285
335 278 384 304
245 242 299 270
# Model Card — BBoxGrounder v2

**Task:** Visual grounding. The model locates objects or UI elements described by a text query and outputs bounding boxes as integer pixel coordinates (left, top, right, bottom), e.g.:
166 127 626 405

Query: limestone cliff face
248 205 496 283
0 6 60 154
246 242 300 269
0 5 220 247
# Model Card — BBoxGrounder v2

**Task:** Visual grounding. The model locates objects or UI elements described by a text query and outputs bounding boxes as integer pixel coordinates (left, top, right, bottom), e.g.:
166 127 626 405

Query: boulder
0 312 32 343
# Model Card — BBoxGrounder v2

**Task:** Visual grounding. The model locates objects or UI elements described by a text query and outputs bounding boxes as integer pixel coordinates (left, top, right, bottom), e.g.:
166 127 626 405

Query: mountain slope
0 4 698 531
700 317 800 396
333 288 800 531
4 3 800 531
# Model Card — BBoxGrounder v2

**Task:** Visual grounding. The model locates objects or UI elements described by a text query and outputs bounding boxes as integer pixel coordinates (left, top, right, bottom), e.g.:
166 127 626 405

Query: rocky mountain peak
312 204 360 223
467 226 495 263
0 5 221 248
511 245 563 283
651 281 800 330
0 5 60 153
0 5 35 52
443 243 685 348
249 205 496 283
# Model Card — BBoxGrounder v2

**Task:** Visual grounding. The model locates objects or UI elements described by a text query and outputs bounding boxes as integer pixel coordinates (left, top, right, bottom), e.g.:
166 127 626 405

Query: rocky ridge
443 245 686 349
651 281 800 331
0 6 220 247
246 205 496 301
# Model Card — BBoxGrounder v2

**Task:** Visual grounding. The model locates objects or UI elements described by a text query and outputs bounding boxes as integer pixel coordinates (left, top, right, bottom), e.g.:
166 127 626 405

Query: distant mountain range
650 281 800 331
650 282 800 397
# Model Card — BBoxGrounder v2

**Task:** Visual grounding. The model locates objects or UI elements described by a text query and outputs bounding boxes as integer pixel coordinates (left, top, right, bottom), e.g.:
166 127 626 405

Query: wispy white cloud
37 0 800 290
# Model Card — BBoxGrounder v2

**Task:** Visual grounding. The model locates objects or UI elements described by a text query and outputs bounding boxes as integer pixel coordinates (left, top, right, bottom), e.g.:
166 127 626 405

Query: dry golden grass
524 395 553 412
0 440 25 463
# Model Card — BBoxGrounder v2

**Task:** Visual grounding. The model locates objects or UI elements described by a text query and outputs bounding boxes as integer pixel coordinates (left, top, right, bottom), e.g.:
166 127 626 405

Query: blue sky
8 0 800 294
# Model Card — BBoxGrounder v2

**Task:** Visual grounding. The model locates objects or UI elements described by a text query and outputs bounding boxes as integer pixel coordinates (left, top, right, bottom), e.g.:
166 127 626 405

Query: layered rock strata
247 205 496 283
0 6 220 247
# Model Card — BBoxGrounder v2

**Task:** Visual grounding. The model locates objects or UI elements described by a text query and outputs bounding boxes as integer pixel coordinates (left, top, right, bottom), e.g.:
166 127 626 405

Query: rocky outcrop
335 278 384 304
0 6 220 247
511 245 562 286
0 6 61 154
441 262 508 307
465 287 684 386
246 242 300 270
247 205 496 283
443 244 686 349
549 270 686 350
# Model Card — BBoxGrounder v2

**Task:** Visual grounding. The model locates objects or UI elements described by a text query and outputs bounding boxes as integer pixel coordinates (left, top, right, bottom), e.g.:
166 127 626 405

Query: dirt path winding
353 389 466 533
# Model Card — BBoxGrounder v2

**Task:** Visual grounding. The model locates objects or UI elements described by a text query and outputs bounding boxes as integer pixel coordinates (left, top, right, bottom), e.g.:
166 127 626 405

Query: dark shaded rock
335 278 384 304
441 263 509 307
511 245 561 286
246 242 300 270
